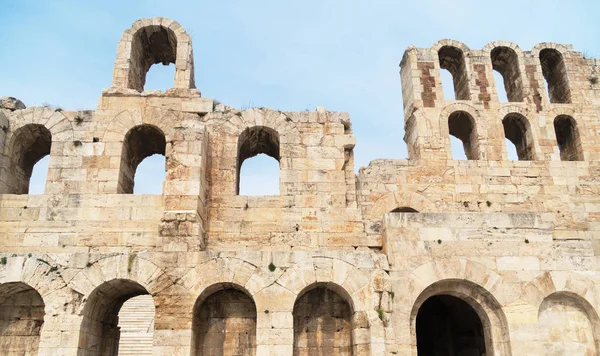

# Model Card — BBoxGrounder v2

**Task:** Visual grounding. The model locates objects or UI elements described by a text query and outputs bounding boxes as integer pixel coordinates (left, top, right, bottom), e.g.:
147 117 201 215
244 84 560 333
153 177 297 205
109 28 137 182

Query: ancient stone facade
0 17 599 356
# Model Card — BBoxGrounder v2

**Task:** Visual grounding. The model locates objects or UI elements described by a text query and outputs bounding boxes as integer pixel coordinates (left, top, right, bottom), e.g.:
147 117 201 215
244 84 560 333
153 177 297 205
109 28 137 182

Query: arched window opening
239 154 280 195
502 114 535 160
77 279 152 356
554 115 583 161
491 46 524 102
293 286 354 355
448 111 479 160
29 154 50 194
117 295 155 355
8 124 51 194
492 70 508 102
191 287 257 356
237 126 280 195
143 62 176 92
118 125 166 194
540 49 571 104
438 46 470 100
391 207 419 213
0 282 45 355
129 26 177 92
416 295 486 356
538 293 600 355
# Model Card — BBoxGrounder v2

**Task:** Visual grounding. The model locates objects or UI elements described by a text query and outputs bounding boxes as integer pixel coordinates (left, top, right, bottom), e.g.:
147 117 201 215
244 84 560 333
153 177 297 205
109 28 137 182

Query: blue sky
2 0 598 194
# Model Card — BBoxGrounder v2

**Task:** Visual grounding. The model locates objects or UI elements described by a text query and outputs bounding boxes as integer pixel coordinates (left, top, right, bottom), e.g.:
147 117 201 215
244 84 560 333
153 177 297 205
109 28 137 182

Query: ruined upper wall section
400 40 600 162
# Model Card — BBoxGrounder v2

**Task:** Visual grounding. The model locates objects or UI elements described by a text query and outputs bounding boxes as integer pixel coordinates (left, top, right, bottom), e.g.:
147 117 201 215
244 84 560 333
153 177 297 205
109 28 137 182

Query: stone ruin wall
0 17 598 356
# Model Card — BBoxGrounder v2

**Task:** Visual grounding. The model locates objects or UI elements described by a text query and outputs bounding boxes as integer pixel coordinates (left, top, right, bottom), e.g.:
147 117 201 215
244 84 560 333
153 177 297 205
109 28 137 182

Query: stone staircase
117 295 155 355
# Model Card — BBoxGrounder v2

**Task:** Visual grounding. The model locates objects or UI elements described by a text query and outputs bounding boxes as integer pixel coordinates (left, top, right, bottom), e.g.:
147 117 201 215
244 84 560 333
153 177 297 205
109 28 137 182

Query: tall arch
448 111 480 160
5 124 52 194
236 126 280 195
293 283 355 356
112 18 195 92
490 46 524 102
554 115 583 161
540 48 571 103
191 284 257 356
502 113 535 160
0 282 45 355
538 292 600 355
410 279 511 356
118 124 166 194
438 45 471 100
77 279 153 356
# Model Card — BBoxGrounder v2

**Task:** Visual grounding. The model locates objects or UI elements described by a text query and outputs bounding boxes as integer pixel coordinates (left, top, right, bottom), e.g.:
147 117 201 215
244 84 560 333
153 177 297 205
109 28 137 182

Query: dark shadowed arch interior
491 46 524 102
118 125 166 194
7 124 52 194
0 282 45 355
502 113 535 161
293 285 354 356
77 279 151 356
540 49 571 104
237 126 280 195
416 295 486 356
438 46 470 101
129 25 177 92
191 286 257 356
554 115 583 161
448 111 479 160
391 207 419 213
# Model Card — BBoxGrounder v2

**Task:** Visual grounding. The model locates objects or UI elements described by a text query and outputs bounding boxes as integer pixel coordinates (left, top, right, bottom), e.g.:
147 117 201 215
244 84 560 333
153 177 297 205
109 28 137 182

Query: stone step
117 295 155 355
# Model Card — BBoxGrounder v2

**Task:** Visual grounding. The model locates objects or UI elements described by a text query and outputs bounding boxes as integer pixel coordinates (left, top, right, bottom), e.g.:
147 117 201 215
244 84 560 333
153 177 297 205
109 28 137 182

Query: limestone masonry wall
0 17 599 356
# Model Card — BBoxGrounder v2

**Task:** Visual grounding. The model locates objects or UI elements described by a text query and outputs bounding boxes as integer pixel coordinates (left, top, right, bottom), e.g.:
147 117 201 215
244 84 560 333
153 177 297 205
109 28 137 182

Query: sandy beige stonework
0 17 599 356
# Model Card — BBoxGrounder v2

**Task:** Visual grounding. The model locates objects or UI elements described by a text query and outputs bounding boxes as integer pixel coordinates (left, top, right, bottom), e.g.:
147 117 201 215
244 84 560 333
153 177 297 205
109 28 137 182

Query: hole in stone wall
493 70 508 102
416 294 487 356
129 26 177 92
293 286 354 355
540 48 571 104
117 294 155 355
0 282 45 355
491 46 524 102
118 125 166 194
237 126 280 195
554 115 583 161
448 111 479 160
77 279 151 355
143 63 176 92
8 124 52 194
28 155 50 194
191 288 257 356
438 46 470 100
505 139 519 161
502 113 535 160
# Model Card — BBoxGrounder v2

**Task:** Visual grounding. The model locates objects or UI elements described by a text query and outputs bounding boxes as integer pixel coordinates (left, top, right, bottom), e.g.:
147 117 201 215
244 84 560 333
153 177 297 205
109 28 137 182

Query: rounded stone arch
530 42 574 58
403 259 513 355
498 106 540 160
101 108 182 143
112 17 195 91
544 106 585 160
275 256 385 355
369 191 435 220
482 40 525 58
224 108 301 145
524 271 600 354
3 108 74 194
68 254 174 309
431 39 470 54
440 102 485 160
190 281 258 356
0 255 69 311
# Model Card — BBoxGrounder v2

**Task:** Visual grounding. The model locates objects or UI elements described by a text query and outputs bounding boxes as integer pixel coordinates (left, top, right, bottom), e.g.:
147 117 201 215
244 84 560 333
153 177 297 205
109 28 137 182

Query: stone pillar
159 123 208 251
